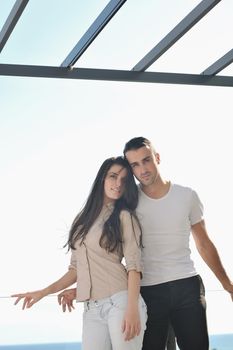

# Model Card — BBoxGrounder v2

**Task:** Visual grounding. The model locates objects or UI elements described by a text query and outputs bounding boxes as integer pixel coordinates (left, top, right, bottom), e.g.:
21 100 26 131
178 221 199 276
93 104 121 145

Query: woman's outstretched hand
12 290 45 309
57 288 76 312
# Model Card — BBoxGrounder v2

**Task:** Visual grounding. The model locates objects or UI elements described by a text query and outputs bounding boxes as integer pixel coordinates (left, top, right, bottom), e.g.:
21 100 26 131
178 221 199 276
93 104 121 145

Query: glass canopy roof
0 0 232 87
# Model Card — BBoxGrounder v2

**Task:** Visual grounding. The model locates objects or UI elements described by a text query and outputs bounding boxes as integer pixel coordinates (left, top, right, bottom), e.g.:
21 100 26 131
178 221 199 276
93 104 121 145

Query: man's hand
222 281 233 302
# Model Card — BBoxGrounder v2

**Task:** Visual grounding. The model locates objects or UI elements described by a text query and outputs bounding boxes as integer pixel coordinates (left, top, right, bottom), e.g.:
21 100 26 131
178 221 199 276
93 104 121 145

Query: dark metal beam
0 64 233 88
61 0 127 68
202 48 233 75
0 0 29 53
132 0 222 72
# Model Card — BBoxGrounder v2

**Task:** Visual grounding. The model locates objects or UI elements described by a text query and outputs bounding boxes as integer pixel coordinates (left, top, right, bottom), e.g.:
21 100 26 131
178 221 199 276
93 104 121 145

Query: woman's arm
122 270 141 341
12 268 77 309
120 211 143 340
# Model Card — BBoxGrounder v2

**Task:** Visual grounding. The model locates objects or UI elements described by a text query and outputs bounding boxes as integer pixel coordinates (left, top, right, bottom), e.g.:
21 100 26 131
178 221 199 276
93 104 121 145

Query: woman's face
103 164 128 204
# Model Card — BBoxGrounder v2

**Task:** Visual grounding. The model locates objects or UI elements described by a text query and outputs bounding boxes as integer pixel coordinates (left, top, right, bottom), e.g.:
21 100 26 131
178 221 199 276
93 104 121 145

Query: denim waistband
84 290 127 311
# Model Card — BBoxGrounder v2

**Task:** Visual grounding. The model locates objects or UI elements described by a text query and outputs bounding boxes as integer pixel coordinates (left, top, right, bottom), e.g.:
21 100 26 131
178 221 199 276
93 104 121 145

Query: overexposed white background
1 0 233 344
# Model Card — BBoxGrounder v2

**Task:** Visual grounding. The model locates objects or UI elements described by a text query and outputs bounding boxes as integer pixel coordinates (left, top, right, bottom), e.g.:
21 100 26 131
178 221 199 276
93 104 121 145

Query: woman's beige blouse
69 206 142 302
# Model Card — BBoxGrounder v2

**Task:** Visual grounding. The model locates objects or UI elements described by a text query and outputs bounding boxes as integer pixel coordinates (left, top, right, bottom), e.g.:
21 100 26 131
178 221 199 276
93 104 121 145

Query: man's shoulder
171 183 198 201
172 183 194 193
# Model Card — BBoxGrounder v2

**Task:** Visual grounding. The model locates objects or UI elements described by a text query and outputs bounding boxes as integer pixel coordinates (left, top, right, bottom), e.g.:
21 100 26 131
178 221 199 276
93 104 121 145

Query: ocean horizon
0 344 81 350
0 334 232 350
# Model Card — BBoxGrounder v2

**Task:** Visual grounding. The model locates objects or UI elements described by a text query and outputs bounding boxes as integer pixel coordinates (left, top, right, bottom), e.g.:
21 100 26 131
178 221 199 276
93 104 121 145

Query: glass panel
0 0 16 29
0 0 109 65
1 77 233 347
1 0 232 77
74 0 200 70
221 62 233 76
0 296 83 346
1 292 232 347
148 0 233 74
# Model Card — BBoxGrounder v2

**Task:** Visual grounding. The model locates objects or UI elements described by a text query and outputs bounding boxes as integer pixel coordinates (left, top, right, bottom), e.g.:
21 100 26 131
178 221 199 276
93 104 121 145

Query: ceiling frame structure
0 0 29 53
0 0 233 88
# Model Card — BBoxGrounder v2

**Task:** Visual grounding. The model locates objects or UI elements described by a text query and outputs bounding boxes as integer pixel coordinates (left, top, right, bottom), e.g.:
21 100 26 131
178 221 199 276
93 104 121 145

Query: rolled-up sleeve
120 210 143 274
68 248 77 270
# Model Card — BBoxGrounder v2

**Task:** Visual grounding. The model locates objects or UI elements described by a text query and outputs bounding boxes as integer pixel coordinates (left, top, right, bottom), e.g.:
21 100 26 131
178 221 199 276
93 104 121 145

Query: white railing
0 290 232 350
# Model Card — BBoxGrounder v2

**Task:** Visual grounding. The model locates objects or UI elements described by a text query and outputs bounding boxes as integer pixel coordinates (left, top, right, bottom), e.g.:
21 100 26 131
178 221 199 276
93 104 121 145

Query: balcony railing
0 290 232 350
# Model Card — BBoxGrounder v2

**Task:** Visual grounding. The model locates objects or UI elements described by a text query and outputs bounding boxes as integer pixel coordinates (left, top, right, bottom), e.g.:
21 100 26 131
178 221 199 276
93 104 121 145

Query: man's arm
191 220 233 301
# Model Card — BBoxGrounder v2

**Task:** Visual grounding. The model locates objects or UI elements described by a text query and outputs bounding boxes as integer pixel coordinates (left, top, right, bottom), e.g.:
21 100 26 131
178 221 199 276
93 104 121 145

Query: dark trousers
140 275 209 350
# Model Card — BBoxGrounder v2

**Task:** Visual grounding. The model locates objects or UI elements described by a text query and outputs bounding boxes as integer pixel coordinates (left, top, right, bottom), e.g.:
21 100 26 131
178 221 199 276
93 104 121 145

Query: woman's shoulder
119 209 139 226
120 209 142 244
119 209 132 220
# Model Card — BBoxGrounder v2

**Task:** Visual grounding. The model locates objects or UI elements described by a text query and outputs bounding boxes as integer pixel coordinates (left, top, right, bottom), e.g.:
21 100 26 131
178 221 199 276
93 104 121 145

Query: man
123 136 233 350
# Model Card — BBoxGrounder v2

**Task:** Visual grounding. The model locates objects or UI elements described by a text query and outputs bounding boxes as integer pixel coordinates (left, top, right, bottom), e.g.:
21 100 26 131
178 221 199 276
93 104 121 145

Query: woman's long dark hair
65 156 141 252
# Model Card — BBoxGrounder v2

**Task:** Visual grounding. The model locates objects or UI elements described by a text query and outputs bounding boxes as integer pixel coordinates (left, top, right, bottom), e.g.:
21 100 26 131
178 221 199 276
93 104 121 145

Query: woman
12 156 147 350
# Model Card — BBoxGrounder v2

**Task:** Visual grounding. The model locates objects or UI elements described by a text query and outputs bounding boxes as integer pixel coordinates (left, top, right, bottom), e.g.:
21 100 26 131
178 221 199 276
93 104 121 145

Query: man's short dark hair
123 137 153 156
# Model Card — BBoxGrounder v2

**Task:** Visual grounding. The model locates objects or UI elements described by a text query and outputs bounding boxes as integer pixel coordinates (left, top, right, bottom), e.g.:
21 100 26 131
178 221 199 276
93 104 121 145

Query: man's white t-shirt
137 183 204 286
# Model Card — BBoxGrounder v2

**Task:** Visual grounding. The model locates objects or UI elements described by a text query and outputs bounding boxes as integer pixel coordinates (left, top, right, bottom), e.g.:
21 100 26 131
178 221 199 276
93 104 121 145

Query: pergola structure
0 0 233 87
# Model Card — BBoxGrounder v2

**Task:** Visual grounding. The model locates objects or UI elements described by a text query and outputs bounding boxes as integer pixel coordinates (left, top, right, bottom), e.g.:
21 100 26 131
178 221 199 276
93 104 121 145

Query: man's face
125 146 160 187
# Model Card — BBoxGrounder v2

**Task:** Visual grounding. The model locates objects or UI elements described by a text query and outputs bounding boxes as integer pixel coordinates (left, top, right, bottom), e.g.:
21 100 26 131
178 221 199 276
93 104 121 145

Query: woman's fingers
11 293 30 308
58 295 75 312
57 290 76 313
12 291 43 309
11 294 25 305
122 321 141 341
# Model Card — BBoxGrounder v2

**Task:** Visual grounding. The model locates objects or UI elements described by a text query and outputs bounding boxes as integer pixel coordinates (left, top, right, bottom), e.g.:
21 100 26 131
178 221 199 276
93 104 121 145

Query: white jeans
82 290 147 350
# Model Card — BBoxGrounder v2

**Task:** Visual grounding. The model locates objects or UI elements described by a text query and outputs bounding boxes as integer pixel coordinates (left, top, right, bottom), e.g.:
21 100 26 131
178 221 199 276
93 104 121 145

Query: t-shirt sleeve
120 210 143 274
189 190 204 225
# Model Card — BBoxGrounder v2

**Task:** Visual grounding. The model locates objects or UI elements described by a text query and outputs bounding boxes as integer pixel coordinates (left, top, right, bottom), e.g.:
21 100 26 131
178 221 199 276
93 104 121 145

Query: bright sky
0 0 233 345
